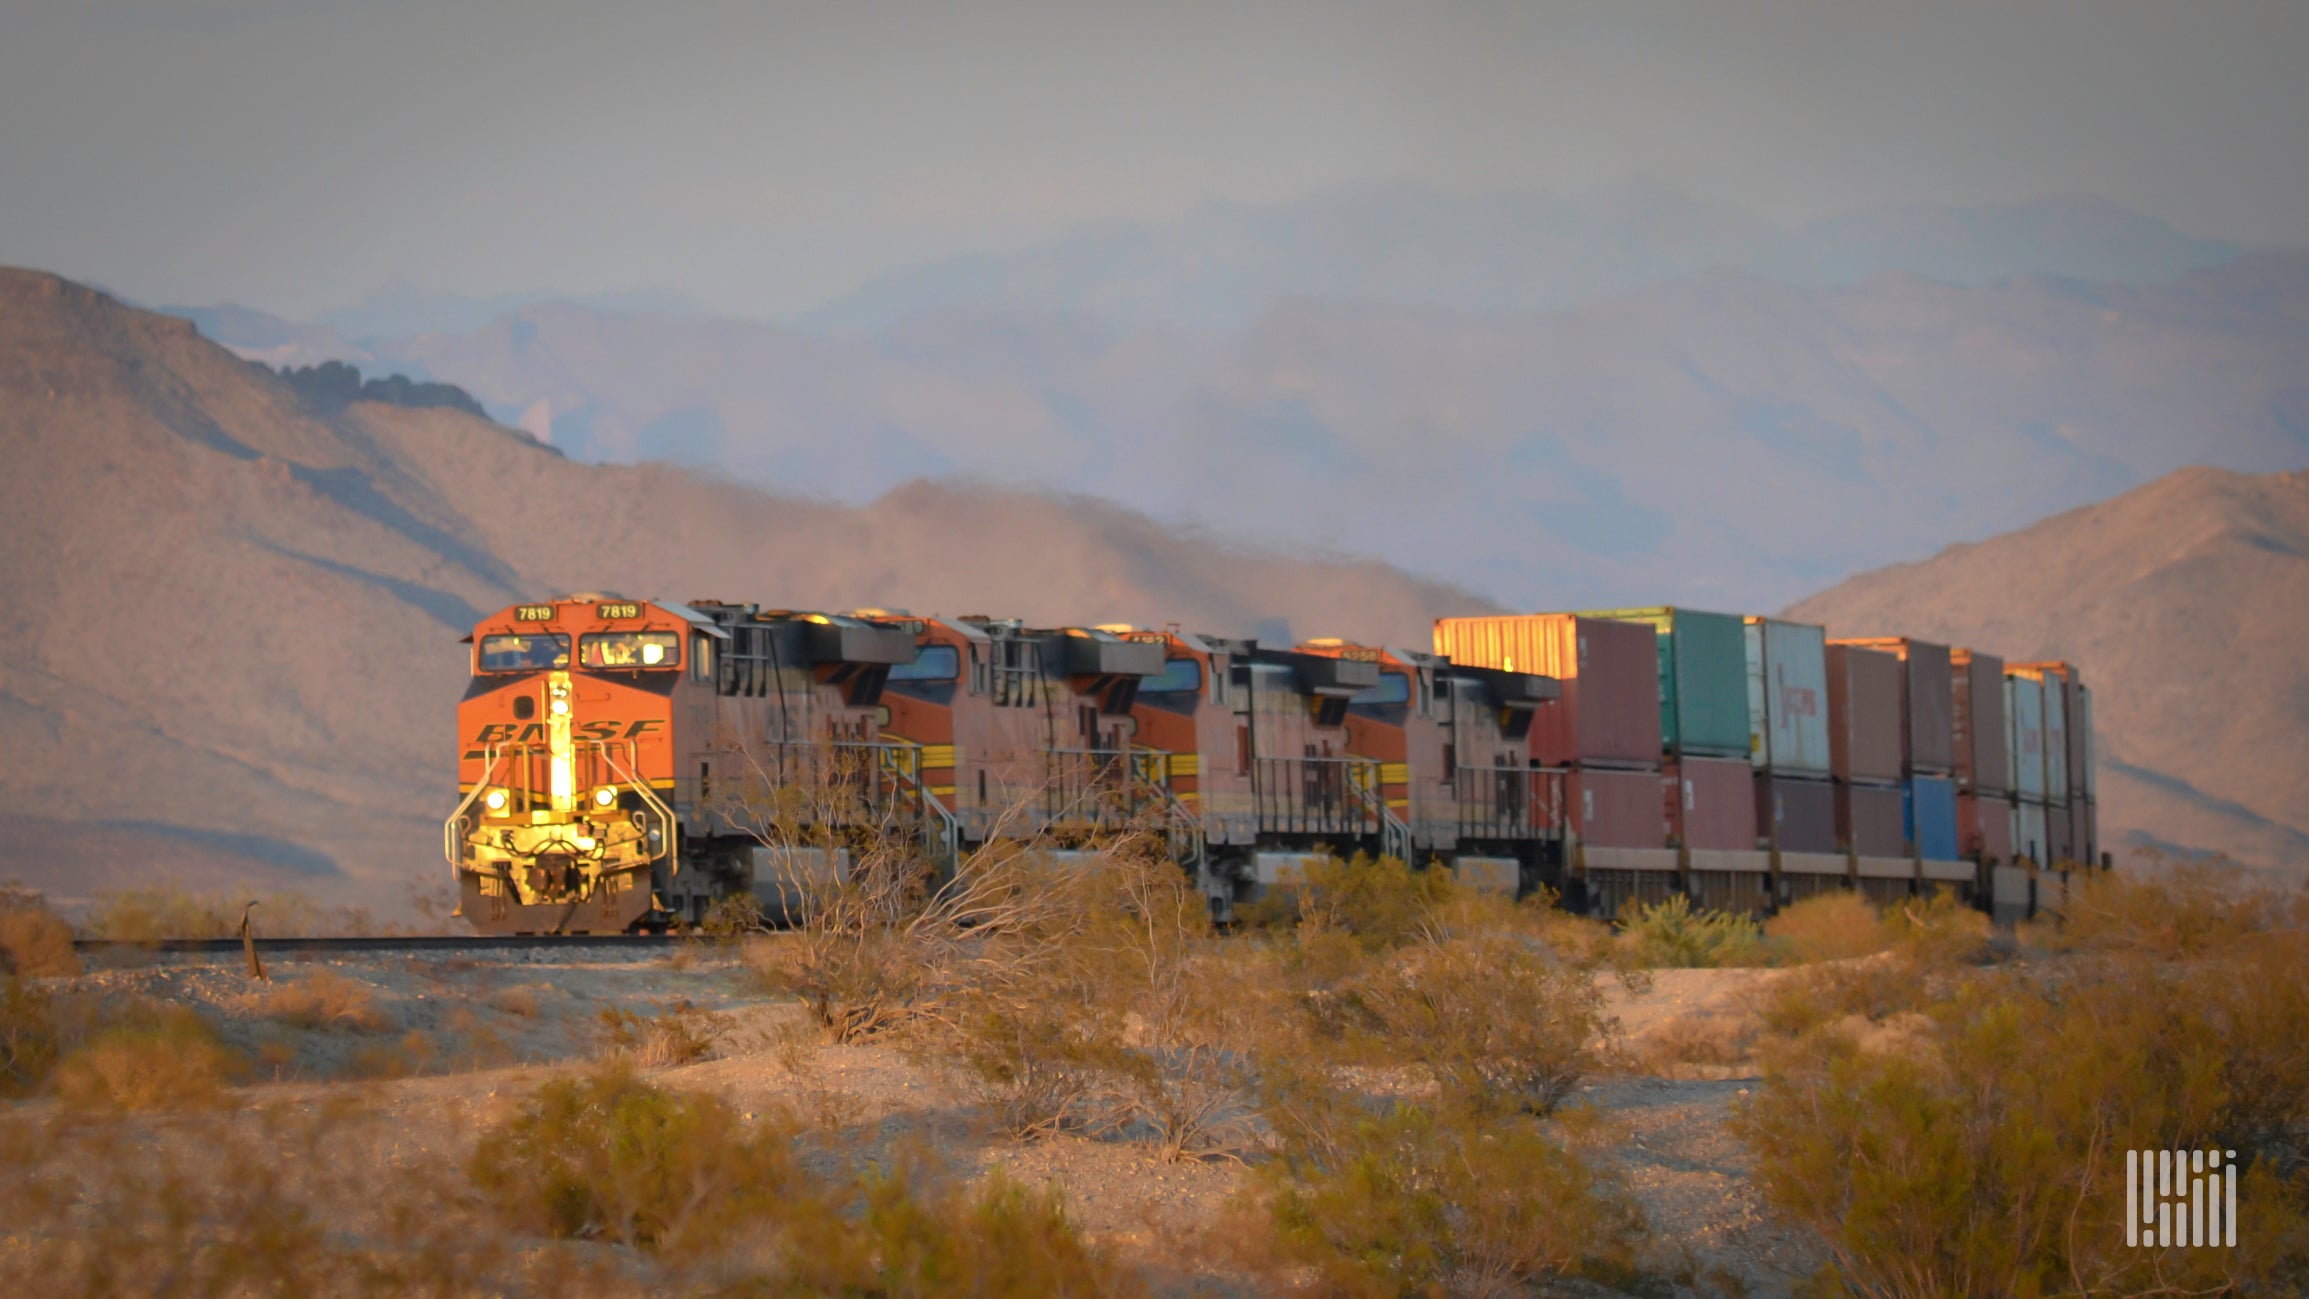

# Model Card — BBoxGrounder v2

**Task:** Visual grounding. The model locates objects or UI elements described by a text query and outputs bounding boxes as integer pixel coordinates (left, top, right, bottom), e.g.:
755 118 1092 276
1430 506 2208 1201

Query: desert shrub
242 967 391 1032
1880 887 1992 969
802 1163 1140 1298
1618 894 1768 968
52 1007 240 1111
1738 946 2309 1297
0 976 60 1096
2038 864 2293 959
1264 1100 1643 1296
489 984 543 1017
596 999 731 1068
472 1067 804 1252
79 886 386 941
1350 931 1605 1116
0 882 80 977
1765 891 1890 965
1240 853 1455 954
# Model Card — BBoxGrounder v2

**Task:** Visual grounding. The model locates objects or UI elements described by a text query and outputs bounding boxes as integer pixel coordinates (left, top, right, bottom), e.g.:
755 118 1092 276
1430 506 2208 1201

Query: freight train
445 596 2096 934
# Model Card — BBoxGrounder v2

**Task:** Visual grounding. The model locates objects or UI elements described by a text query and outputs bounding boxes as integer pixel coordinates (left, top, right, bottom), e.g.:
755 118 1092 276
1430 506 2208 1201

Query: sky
4 0 2306 322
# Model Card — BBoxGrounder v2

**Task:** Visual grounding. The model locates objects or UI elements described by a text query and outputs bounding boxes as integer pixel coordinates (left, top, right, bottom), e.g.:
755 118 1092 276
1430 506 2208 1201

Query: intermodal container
1960 791 2013 864
1904 775 1960 861
1744 618 1830 777
1837 781 1906 857
1580 607 1750 758
1435 615 1660 769
2048 802 2076 866
2004 675 2047 801
1836 638 1955 774
2013 799 2050 866
1667 755 1757 851
2077 686 2095 800
1951 649 2009 794
1569 766 1668 849
1826 644 1904 784
2037 674 2070 806
1755 774 1837 854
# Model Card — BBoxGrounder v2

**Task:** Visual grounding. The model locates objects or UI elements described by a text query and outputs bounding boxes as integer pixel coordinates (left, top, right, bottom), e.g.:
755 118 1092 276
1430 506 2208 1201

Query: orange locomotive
445 597 1570 933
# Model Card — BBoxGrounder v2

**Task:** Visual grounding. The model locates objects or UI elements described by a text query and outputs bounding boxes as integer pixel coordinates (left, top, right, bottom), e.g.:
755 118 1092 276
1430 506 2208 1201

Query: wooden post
239 902 265 981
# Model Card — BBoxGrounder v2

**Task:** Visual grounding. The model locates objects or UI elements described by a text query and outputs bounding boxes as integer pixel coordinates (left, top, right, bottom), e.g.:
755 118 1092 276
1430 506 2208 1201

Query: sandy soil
38 944 1826 1296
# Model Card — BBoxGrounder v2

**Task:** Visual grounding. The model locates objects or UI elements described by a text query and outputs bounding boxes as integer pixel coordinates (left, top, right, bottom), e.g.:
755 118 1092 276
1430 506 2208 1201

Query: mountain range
0 268 1484 913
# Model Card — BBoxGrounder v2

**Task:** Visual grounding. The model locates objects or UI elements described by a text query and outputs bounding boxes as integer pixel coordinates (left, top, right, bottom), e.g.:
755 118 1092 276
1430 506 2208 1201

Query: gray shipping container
1837 638 1956 775
1745 618 1830 777
1825 644 1905 785
1951 649 2009 795
2078 686 2095 800
2037 673 2070 807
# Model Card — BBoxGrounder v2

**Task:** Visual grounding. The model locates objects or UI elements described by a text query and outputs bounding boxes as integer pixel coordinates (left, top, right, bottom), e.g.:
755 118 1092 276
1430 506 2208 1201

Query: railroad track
72 933 679 956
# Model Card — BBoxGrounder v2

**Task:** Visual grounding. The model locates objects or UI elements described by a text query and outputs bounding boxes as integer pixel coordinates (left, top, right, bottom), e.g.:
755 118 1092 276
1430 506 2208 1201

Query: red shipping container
1569 767 1667 849
1950 649 2009 794
1959 791 2013 865
1434 615 1660 769
1755 773 1837 854
1826 645 1904 784
1668 756 1757 851
1836 782 1906 857
1836 637 1955 774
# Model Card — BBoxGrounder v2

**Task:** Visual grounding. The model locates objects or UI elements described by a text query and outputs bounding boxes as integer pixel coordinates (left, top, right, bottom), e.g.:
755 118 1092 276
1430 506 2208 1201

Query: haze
7 0 2307 321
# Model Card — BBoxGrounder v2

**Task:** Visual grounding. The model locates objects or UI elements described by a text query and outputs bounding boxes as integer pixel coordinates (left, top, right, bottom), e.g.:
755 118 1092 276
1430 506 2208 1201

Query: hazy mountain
0 268 1487 914
1786 466 2309 877
802 186 2244 335
186 252 2309 615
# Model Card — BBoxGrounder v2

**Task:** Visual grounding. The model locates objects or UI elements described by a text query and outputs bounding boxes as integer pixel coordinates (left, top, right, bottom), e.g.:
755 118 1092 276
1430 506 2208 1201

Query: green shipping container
1579 607 1751 757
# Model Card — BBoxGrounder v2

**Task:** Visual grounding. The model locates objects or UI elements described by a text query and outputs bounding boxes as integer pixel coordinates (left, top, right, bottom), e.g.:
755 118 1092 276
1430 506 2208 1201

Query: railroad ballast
446 598 2099 935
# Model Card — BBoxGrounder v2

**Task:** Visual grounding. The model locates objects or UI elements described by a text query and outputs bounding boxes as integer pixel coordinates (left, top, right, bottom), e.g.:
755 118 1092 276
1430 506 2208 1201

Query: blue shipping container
1904 775 1960 862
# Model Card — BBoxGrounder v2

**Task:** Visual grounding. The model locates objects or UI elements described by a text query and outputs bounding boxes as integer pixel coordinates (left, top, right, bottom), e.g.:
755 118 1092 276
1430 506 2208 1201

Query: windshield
1351 671 1410 706
890 644 960 681
479 633 569 672
581 631 681 669
1140 657 1202 694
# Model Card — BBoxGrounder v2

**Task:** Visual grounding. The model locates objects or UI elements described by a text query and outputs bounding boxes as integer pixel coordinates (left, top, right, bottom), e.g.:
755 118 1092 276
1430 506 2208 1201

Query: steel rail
72 933 680 956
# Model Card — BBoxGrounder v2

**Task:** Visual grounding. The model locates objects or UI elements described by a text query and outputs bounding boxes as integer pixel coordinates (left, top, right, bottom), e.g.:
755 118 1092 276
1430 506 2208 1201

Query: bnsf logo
470 720 665 744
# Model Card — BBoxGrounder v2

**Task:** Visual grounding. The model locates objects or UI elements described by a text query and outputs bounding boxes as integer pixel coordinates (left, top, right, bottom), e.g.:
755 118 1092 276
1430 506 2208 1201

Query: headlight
550 697 570 716
594 786 617 808
484 789 508 811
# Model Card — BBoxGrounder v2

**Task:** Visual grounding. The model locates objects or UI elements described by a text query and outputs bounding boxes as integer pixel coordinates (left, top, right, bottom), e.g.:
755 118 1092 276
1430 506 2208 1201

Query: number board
1127 632 1168 644
514 604 557 622
1340 646 1384 662
596 602 642 620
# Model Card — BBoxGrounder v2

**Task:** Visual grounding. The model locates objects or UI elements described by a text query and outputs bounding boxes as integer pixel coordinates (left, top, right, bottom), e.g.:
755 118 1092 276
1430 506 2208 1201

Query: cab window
691 634 715 682
1351 672 1410 706
580 631 681 669
1140 657 1202 694
890 644 960 681
478 632 569 672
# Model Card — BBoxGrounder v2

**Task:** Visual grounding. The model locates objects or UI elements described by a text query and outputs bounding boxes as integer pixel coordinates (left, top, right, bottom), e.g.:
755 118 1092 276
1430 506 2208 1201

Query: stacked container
1825 643 1910 901
1584 607 1766 913
1433 615 1671 916
1744 617 1842 901
1949 648 2013 870
2011 662 2095 870
1837 638 1965 894
2004 672 2050 867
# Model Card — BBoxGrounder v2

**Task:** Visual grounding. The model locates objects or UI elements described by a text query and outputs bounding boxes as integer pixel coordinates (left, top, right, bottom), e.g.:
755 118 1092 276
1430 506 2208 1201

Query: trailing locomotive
446 595 2095 935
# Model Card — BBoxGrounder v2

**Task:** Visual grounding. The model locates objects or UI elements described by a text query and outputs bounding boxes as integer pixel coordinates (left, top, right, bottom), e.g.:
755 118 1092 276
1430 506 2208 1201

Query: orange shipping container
1434 615 1661 769
1959 791 2013 865
1568 767 1668 849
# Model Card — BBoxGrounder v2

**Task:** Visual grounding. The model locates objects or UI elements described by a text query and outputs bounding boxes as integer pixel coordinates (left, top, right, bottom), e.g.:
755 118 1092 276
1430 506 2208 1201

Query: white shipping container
1744 618 1830 777
2039 676 2070 807
2005 675 2047 801
2013 800 2050 867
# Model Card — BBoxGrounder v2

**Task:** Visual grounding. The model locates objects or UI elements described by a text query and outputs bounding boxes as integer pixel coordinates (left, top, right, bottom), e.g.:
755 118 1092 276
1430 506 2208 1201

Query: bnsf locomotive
446 595 2093 935
446 595 1565 934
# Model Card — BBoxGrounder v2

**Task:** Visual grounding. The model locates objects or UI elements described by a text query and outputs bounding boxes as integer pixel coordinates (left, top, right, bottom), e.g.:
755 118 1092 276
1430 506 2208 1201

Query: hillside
183 252 2309 614
0 268 1488 913
1785 466 2309 875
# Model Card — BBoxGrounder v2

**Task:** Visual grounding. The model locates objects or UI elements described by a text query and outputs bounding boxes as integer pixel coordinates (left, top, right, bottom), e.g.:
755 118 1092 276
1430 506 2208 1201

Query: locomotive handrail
1126 747 1207 871
444 745 507 873
870 741 962 867
591 739 679 873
